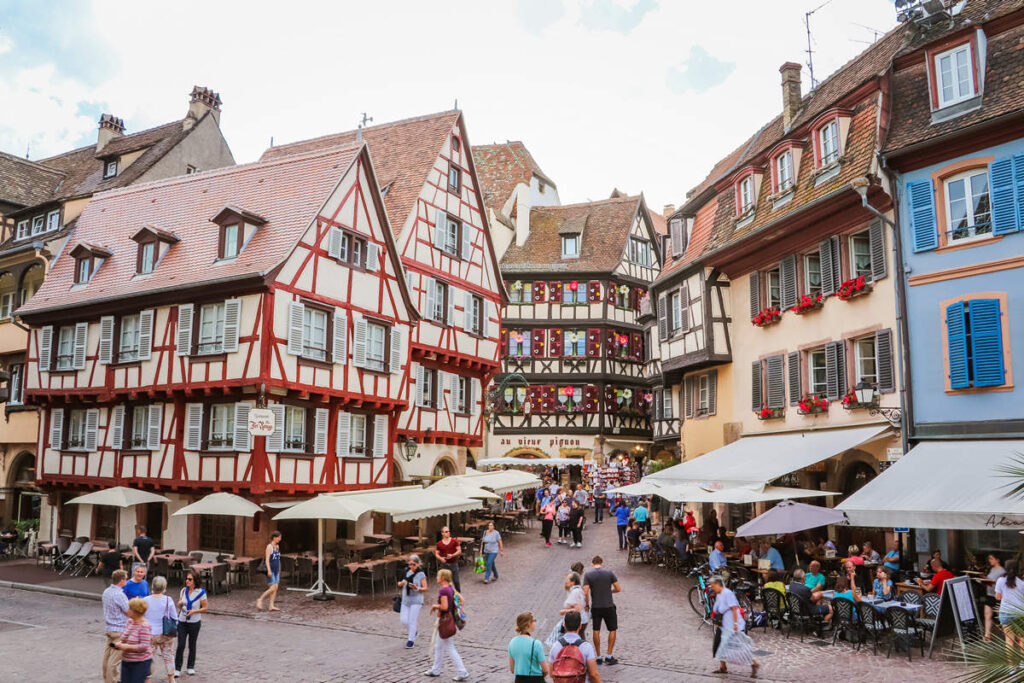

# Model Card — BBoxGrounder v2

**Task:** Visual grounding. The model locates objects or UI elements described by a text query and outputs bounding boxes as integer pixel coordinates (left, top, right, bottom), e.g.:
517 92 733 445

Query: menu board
927 575 979 660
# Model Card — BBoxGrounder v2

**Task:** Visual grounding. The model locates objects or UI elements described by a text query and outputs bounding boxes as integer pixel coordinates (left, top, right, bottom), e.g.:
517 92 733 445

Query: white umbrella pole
287 517 355 599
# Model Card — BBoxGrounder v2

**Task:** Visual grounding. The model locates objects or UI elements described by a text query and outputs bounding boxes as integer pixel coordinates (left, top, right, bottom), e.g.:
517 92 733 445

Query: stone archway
432 457 457 478
7 451 39 523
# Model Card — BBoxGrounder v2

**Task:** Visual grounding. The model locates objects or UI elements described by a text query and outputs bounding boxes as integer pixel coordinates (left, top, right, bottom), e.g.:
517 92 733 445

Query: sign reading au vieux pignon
498 437 582 448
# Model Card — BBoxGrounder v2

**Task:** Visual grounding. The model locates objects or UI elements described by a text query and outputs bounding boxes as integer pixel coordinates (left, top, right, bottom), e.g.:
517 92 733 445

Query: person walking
613 500 630 551
593 483 606 524
481 521 503 584
983 553 1006 640
561 572 590 637
424 568 469 681
102 569 130 683
996 559 1024 658
131 526 156 570
124 563 151 599
508 611 549 683
709 575 759 678
256 530 282 612
556 498 571 545
143 576 177 683
570 499 585 548
549 611 601 683
397 554 427 648
113 597 154 683
541 496 557 547
582 555 621 665
434 526 462 592
175 570 207 676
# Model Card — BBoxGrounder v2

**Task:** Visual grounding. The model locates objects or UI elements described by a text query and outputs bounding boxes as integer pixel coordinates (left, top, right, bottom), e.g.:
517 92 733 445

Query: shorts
268 571 280 585
813 604 830 616
591 606 618 632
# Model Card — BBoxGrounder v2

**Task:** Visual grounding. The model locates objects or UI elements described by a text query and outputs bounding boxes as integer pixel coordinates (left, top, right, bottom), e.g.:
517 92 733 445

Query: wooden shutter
353 318 368 367
373 414 388 458
657 294 668 341
49 408 64 449
72 321 88 370
751 361 763 411
630 332 643 361
678 285 690 332
989 156 1020 235
389 328 402 374
780 255 797 310
532 328 547 358
684 376 695 418
549 329 563 357
415 364 426 406
748 273 760 317
424 277 437 321
446 285 455 326
176 304 194 356
874 329 895 394
147 405 163 451
604 385 618 413
313 408 329 454
98 316 115 364
333 311 347 363
110 405 125 450
586 328 601 357
137 309 154 361
533 281 546 302
366 243 380 272
233 403 251 452
587 281 601 303
336 411 351 458
463 292 473 332
787 351 801 405
708 372 718 415
287 301 305 355
469 379 478 415
39 325 53 369
266 404 285 452
549 281 563 303
328 226 343 259
945 302 969 389
583 384 599 413
907 179 938 252
829 236 842 292
868 220 886 280
670 218 683 256
819 239 836 297
461 223 472 260
482 301 491 338
529 386 545 413
604 329 617 358
969 299 1006 387
222 298 241 353
825 341 845 400
185 403 203 451
766 355 785 408
434 208 447 249
84 408 99 451
448 372 460 412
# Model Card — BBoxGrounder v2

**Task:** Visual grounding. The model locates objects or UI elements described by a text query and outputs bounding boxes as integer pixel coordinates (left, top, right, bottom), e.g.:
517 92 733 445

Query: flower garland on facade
752 307 782 327
836 275 870 300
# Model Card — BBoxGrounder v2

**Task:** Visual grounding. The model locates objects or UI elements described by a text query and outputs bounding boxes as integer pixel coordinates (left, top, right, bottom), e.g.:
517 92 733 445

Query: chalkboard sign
927 575 980 660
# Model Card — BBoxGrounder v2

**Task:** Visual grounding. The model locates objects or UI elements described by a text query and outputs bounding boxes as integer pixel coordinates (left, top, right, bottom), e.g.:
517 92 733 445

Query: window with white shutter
233 403 251 452
336 411 351 458
147 405 163 451
185 403 203 451
446 284 455 326
389 328 402 374
137 309 154 360
72 322 88 370
328 227 343 259
110 405 125 450
365 243 380 272
333 311 347 363
84 408 99 451
353 318 368 367
49 408 64 449
373 414 388 458
313 408 328 454
99 316 115 364
351 414 367 456
287 301 305 356
266 404 285 452
176 304 194 356
222 299 241 353
39 326 53 370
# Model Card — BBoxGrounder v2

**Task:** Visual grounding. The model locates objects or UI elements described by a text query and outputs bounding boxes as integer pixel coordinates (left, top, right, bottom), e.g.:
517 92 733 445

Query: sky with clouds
0 0 900 210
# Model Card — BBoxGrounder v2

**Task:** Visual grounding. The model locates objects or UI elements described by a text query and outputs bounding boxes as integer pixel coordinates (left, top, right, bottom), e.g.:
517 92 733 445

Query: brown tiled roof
0 151 64 208
261 111 461 235
18 144 363 316
884 1 1024 154
649 211 667 236
472 141 555 211
37 118 203 202
656 196 719 283
500 195 640 274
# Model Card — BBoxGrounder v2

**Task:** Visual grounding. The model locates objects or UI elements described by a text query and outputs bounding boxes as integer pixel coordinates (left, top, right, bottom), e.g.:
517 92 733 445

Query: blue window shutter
989 157 1018 235
907 180 938 252
1015 153 1024 230
946 302 969 389
969 299 1005 387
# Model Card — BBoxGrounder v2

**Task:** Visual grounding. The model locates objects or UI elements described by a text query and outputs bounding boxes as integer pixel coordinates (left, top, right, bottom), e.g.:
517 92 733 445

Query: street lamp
854 380 903 428
854 381 877 407
401 438 420 463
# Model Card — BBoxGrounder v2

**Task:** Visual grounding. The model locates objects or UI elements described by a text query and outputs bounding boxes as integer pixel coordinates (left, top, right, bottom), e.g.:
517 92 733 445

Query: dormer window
561 234 580 258
70 243 111 285
139 242 156 274
210 205 266 262
104 160 118 178
31 215 44 236
46 210 61 232
934 43 975 108
15 220 28 240
222 223 241 259
739 176 755 214
775 151 794 192
131 225 179 276
819 120 839 165
77 258 91 284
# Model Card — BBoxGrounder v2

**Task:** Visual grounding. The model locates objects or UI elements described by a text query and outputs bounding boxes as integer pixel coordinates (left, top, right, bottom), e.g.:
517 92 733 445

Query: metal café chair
760 587 787 633
854 601 886 655
296 556 314 585
885 606 924 660
831 597 857 646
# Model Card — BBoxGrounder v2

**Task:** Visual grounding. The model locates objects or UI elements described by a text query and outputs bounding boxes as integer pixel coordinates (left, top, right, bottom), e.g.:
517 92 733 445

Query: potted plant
840 389 860 409
752 307 782 327
757 405 784 420
790 293 824 314
836 275 871 300
797 395 829 415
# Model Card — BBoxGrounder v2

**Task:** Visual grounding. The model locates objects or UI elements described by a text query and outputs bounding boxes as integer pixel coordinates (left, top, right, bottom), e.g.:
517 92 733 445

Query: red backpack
550 636 588 683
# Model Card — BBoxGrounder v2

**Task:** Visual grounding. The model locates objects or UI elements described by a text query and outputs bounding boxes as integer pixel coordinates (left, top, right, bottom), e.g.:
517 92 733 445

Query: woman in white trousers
424 568 468 681
397 555 428 648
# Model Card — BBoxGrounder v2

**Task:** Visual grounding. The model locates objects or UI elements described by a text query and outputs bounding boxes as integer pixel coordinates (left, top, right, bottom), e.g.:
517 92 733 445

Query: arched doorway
843 461 877 497
837 459 881 552
8 451 39 522
432 458 456 478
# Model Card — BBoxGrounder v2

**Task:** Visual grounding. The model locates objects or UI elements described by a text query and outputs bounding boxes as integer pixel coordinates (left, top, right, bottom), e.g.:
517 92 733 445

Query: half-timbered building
0 86 234 528
261 111 504 480
19 142 416 554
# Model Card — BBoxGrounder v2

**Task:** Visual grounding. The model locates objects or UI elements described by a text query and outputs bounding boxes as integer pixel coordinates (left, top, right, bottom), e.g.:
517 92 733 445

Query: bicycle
687 563 716 629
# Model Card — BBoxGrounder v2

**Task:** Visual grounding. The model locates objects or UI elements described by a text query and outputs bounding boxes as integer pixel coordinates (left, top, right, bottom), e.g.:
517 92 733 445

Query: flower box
752 308 782 327
839 390 863 410
757 406 784 420
797 396 829 415
789 294 824 314
836 276 871 301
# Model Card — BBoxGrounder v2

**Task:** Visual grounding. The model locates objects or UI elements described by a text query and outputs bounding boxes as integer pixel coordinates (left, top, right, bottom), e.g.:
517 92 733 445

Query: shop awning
477 457 585 468
453 470 542 495
651 484 838 504
838 440 1024 530
428 478 501 500
326 486 482 522
646 425 890 488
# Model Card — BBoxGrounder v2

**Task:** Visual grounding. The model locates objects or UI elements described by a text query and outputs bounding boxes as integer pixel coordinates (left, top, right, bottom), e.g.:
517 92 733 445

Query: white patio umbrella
736 499 848 566
65 486 170 548
171 492 263 518
428 478 501 500
272 495 373 600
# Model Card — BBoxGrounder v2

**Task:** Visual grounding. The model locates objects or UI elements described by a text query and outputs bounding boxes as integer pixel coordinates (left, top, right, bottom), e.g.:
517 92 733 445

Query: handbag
438 611 457 639
162 595 177 636
392 595 403 613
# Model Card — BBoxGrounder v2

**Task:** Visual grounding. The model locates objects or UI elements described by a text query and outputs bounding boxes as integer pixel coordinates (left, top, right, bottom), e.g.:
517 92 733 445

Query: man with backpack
549 611 601 683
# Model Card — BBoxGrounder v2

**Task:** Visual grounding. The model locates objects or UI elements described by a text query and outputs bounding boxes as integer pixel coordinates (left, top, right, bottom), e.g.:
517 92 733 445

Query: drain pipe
851 178 913 456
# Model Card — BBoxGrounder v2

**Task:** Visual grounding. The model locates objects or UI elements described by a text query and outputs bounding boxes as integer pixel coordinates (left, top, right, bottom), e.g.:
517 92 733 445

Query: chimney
663 204 676 218
184 86 222 129
96 114 125 151
779 62 803 130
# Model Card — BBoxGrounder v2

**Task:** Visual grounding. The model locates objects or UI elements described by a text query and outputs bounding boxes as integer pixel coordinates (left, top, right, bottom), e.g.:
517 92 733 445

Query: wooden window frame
115 313 142 365
297 299 334 367
467 295 483 336
104 160 118 178
853 336 878 387
199 399 237 453
336 228 368 270
803 252 822 296
15 220 28 241
136 236 158 275
363 317 391 374
441 213 462 259
348 412 374 457
848 230 872 281
218 222 243 261
448 166 462 194
198 515 235 553
46 209 61 232
561 234 580 259
807 348 827 398
421 367 439 410
74 255 96 284
62 407 89 451
931 41 977 109
122 403 152 454
940 292 1013 393
54 324 77 372
192 301 226 357
814 117 841 167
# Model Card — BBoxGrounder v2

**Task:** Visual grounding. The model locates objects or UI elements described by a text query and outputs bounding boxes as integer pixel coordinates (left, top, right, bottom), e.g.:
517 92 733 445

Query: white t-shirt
713 587 746 631
549 484 560 497
549 632 597 682
996 576 1024 615
143 594 176 631
563 585 590 624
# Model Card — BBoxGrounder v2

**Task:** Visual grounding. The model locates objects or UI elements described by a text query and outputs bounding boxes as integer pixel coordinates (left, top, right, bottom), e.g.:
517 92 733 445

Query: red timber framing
22 144 418 499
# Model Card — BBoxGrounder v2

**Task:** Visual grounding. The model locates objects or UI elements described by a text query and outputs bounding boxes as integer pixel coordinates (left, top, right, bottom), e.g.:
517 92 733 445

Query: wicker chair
760 587 787 633
902 590 922 605
886 606 924 660
854 601 886 655
915 592 941 656
784 591 825 641
831 597 857 647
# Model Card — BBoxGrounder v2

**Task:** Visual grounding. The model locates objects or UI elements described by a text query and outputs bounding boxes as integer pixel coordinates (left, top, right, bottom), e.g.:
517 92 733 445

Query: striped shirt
119 618 153 662
102 583 130 632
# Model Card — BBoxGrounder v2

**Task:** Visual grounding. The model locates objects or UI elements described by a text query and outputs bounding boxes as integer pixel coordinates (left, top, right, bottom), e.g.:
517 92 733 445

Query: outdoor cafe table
224 556 257 585
895 581 926 598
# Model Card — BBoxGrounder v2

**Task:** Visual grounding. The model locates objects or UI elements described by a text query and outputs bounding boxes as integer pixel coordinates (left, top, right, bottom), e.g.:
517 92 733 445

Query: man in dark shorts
789 568 832 622
582 555 621 665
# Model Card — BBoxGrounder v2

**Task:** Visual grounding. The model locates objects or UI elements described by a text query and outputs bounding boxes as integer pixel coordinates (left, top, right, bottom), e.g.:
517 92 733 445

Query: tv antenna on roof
804 0 836 90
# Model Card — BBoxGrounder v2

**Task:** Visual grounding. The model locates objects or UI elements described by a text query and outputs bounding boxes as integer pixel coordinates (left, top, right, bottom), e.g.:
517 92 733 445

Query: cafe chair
831 597 857 647
784 591 824 642
210 562 231 595
901 591 922 605
55 541 83 574
885 606 924 661
915 593 941 656
760 587 787 633
854 602 885 655
626 538 644 565
296 556 314 585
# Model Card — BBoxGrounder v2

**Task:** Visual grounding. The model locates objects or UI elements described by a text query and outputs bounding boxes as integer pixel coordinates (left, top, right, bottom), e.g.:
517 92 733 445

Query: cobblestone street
0 519 966 682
